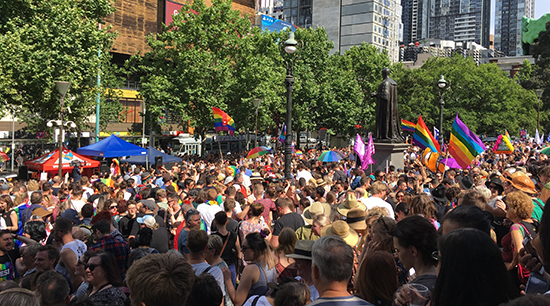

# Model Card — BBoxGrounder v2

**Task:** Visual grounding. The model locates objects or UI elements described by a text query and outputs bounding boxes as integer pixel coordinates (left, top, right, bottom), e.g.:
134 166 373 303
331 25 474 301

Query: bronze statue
371 68 403 143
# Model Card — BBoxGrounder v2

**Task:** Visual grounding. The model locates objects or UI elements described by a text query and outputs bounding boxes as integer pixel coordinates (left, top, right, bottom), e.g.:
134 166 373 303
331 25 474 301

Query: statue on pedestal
370 68 404 143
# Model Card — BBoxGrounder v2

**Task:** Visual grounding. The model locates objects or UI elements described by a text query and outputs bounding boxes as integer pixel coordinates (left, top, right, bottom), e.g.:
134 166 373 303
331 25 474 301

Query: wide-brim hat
431 184 447 204
224 176 234 185
315 178 326 186
303 201 331 225
346 208 367 231
337 193 366 215
286 239 314 260
250 172 263 181
485 177 504 193
321 220 359 247
458 176 474 190
509 173 536 195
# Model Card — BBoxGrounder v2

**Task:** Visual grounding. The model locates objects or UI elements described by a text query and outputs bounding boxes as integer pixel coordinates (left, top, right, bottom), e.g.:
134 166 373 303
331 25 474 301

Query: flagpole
218 137 224 164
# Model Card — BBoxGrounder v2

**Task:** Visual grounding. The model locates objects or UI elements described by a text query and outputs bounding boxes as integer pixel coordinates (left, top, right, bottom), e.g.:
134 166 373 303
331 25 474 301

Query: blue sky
490 0 550 34
535 0 549 19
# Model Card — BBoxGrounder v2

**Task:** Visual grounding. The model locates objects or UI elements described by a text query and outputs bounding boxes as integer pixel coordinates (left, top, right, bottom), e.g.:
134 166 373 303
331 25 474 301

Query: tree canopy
0 0 123 133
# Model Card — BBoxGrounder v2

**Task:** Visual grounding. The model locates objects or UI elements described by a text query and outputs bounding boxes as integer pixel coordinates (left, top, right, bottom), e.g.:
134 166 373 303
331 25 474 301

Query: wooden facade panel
106 0 255 55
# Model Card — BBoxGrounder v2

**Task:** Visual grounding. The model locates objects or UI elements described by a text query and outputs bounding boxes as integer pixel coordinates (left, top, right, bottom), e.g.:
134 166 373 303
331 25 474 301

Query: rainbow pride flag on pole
401 119 416 133
448 114 486 169
212 107 235 135
413 115 440 153
279 123 286 144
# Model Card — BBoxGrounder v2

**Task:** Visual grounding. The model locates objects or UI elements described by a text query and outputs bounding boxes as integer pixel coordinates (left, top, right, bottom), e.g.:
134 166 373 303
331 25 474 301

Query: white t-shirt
197 203 222 234
70 199 87 213
362 196 395 219
192 262 226 296
82 187 94 200
297 170 313 183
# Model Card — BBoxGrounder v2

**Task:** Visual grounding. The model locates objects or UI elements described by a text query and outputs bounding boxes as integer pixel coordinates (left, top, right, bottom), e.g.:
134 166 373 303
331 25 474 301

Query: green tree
394 55 537 136
132 0 256 143
0 0 123 134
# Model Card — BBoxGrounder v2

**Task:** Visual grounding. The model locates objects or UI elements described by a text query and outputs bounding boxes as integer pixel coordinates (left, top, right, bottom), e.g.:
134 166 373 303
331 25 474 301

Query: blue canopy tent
122 146 182 165
77 135 147 158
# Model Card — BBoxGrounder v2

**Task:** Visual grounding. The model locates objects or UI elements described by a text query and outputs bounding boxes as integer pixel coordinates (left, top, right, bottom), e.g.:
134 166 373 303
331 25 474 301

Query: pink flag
354 134 366 160
362 132 375 169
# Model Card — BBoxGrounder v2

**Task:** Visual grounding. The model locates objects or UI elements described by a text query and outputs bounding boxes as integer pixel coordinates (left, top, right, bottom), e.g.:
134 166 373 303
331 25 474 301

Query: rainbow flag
113 158 121 176
493 134 513 154
212 107 235 136
279 123 286 143
401 119 416 133
413 115 440 153
448 114 486 169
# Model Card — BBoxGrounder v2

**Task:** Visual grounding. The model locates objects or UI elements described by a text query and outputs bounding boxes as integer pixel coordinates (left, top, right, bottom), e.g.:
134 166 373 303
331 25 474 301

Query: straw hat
315 178 326 186
346 208 367 231
321 220 359 247
337 193 366 215
508 173 536 195
286 239 314 260
303 201 331 225
250 172 263 181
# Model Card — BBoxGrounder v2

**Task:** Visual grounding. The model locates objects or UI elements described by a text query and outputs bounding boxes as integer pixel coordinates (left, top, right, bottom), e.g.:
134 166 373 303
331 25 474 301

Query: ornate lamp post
437 75 448 149
279 32 300 179
253 99 261 147
49 81 72 178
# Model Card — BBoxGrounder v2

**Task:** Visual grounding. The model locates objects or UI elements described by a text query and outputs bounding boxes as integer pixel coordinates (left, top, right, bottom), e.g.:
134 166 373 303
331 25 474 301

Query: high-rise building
428 0 491 48
401 0 430 44
258 0 285 20
283 0 312 28
494 0 534 56
310 0 403 62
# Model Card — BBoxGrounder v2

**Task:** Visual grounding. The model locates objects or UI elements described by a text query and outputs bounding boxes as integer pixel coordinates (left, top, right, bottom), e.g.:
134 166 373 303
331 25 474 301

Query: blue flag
434 127 439 141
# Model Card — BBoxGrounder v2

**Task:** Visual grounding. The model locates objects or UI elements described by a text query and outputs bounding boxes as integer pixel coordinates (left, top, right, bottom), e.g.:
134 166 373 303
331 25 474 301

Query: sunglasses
85 263 100 271
110 206 118 209
431 251 441 261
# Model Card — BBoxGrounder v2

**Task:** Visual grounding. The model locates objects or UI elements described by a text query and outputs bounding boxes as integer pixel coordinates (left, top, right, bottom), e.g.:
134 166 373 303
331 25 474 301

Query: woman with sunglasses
73 250 96 298
85 251 127 306
224 232 276 306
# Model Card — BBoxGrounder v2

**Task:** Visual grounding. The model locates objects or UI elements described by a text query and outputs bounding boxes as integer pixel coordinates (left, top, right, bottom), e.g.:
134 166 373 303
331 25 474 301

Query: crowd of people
1 141 550 306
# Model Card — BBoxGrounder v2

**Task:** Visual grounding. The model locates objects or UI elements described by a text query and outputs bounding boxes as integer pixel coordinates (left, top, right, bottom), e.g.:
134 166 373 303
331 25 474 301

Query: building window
121 99 142 123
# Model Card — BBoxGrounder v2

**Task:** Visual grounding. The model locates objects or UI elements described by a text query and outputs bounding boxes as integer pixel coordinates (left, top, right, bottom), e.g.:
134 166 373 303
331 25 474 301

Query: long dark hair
355 251 398 306
93 251 123 287
431 228 519 306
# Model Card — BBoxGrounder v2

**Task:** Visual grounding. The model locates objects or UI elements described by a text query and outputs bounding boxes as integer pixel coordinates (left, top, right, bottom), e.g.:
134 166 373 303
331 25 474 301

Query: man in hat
139 199 165 228
310 235 373 305
287 239 319 301
362 182 394 219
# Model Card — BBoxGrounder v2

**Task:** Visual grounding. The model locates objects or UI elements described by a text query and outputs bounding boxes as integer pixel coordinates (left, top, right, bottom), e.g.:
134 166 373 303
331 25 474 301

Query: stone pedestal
370 143 409 172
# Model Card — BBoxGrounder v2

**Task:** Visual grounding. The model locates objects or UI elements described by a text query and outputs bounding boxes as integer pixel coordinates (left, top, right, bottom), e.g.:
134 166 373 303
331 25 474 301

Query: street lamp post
437 75 448 150
535 89 544 133
280 32 300 179
253 99 261 147
53 81 71 178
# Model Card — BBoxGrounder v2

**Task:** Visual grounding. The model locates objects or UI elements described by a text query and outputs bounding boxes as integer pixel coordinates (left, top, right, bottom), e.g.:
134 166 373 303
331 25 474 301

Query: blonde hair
371 181 387 195
506 191 533 220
